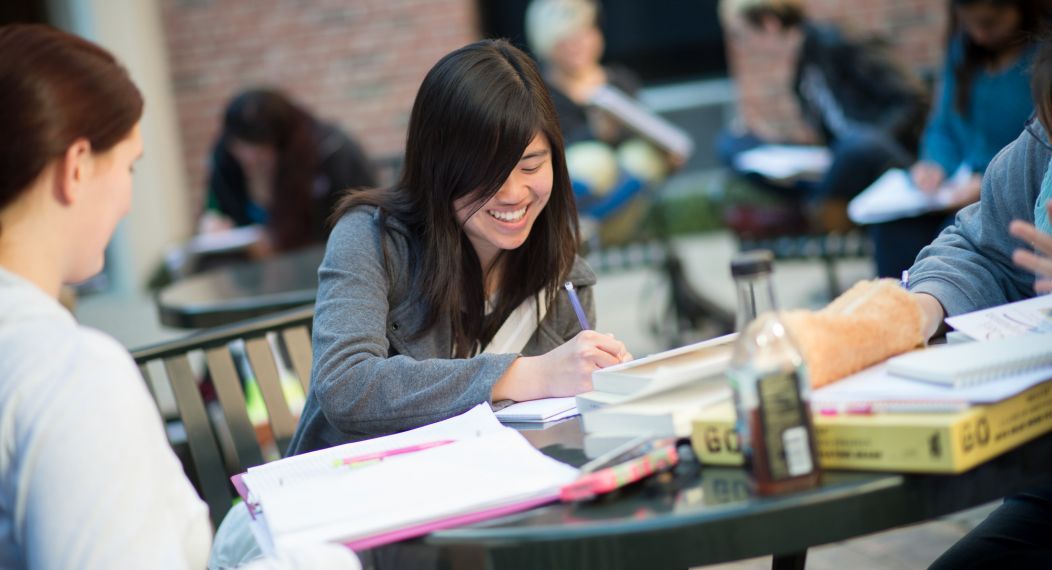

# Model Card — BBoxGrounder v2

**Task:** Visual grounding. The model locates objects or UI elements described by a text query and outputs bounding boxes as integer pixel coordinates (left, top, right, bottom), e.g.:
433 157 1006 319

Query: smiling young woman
286 39 632 454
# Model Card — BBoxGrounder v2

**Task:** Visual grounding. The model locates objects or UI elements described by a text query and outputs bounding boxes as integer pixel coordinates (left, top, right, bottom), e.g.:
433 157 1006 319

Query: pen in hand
564 281 591 330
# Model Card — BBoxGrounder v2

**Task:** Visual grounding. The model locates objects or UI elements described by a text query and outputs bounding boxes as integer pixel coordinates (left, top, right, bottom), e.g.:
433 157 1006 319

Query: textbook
886 334 1052 388
591 333 736 396
237 405 579 554
690 380 1052 474
582 379 732 438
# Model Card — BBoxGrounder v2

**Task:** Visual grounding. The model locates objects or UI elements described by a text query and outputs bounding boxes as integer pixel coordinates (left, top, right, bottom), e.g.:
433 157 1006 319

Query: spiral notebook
887 334 1052 388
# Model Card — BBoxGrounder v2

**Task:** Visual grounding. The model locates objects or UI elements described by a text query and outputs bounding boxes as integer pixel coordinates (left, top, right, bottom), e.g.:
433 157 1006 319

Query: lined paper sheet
945 296 1052 341
260 429 579 553
242 404 505 498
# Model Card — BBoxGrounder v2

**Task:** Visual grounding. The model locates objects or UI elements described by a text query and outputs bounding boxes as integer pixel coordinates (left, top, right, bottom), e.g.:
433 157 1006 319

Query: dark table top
377 417 1052 570
156 245 325 329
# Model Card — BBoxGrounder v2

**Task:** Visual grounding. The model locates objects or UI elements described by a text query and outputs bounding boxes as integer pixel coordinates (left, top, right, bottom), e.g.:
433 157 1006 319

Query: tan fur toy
780 279 925 388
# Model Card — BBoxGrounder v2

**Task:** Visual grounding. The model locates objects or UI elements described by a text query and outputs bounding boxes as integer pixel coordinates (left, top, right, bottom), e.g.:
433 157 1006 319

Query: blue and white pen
563 281 591 331
900 269 910 290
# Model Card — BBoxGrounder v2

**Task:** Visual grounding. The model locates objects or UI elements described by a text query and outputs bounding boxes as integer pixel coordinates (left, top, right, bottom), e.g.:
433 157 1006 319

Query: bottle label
758 372 815 480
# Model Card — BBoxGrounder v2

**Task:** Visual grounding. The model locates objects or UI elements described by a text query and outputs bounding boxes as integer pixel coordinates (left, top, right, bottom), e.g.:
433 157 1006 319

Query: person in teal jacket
870 0 1044 278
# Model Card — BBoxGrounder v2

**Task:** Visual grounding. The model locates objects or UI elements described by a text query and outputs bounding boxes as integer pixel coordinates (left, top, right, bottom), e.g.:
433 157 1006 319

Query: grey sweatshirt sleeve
309 209 516 438
908 119 1048 316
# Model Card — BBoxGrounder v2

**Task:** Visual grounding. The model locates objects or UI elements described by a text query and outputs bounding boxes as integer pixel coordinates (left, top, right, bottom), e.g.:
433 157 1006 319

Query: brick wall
724 0 948 143
160 0 479 212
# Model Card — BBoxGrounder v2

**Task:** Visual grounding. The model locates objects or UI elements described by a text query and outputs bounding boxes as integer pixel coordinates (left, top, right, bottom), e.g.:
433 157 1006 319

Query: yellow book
691 381 1052 474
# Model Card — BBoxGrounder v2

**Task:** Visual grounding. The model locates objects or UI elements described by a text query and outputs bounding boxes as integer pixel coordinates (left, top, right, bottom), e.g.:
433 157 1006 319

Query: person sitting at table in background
0 24 212 568
717 0 929 233
907 37 1052 569
524 0 686 246
200 88 378 257
286 39 631 454
871 0 1043 278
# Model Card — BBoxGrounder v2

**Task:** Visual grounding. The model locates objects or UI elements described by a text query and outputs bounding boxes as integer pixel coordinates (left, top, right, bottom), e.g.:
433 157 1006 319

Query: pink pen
338 439 456 467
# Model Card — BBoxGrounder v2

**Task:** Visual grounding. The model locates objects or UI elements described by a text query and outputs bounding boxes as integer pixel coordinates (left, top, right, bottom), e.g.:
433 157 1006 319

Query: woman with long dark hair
871 0 1044 278
203 88 377 254
287 39 631 453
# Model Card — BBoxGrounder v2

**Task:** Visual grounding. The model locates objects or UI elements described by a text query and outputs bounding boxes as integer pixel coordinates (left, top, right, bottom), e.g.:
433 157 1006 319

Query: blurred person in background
718 0 929 233
525 0 687 246
870 0 1044 278
201 88 377 257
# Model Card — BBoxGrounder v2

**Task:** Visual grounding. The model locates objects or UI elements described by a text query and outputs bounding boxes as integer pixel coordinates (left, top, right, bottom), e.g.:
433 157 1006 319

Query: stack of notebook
577 334 737 457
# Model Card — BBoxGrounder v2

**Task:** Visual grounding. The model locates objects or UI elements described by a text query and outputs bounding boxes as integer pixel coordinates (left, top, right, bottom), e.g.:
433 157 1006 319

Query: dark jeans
930 483 1052 569
716 128 912 203
869 212 953 278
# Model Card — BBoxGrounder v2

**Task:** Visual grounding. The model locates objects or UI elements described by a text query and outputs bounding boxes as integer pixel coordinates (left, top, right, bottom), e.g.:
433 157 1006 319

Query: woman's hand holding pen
1009 200 1052 294
492 331 632 401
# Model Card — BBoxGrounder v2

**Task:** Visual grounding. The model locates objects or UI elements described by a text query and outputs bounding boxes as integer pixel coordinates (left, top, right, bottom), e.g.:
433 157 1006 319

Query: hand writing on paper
1009 200 1052 294
492 331 632 401
911 161 947 194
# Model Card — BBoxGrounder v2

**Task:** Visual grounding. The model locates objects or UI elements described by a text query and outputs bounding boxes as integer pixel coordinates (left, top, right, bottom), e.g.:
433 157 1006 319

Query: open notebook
887 334 1052 388
237 404 579 554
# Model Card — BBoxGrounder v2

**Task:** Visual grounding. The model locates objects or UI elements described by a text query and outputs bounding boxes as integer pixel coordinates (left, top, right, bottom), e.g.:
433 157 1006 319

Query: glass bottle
727 250 820 495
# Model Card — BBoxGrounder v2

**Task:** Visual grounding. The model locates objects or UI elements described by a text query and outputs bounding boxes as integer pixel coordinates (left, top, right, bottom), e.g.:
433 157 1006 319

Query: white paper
945 295 1052 341
732 145 832 180
242 404 504 498
495 397 579 422
589 84 695 158
260 429 579 553
848 167 969 225
812 362 1052 408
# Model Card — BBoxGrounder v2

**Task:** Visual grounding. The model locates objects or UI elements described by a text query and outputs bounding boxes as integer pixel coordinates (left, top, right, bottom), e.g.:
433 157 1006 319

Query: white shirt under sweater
0 267 212 569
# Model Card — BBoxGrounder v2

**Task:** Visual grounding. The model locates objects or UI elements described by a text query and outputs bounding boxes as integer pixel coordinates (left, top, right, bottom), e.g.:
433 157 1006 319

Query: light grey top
909 116 1049 315
288 206 597 453
0 267 211 569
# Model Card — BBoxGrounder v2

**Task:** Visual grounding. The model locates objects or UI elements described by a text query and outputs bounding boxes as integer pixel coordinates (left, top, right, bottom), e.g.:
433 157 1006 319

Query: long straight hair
220 89 319 251
950 0 1046 116
333 39 579 357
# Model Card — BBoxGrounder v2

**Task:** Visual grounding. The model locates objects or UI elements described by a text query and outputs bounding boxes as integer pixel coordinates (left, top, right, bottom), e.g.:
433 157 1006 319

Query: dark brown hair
740 1 806 30
1033 35 1052 131
333 39 579 357
950 0 1046 116
218 89 319 251
0 24 143 211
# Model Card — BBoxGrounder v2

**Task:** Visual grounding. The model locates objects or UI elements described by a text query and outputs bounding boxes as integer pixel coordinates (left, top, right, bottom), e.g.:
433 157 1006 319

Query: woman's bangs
456 90 541 213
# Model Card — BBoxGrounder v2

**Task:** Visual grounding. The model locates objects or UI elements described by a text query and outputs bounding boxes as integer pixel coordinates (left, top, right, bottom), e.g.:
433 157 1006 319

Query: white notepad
887 334 1052 388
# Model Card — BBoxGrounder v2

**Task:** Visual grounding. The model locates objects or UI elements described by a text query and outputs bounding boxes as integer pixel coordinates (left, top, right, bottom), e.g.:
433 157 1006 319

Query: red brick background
160 0 479 213
723 0 948 143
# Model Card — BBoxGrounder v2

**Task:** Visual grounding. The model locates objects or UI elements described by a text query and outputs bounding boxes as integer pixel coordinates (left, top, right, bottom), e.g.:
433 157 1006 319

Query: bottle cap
730 249 774 278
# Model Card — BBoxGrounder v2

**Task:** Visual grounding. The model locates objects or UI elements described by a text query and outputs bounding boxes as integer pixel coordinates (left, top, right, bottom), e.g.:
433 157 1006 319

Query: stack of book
577 334 737 457
691 336 1052 474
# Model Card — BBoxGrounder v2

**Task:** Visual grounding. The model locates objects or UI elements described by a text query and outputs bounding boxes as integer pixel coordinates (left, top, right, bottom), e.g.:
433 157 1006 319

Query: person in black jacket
200 88 378 255
718 0 929 231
